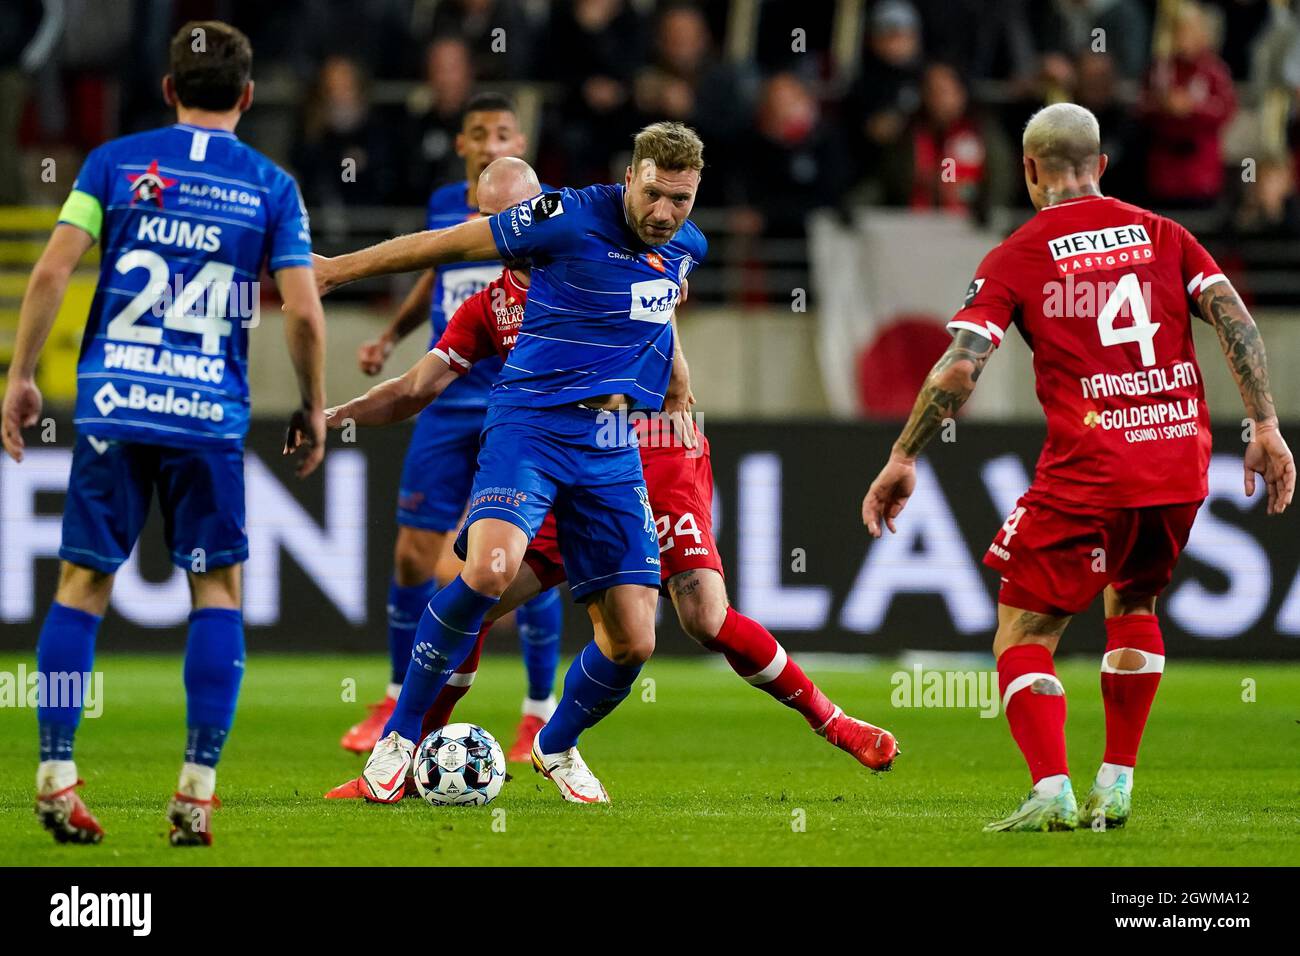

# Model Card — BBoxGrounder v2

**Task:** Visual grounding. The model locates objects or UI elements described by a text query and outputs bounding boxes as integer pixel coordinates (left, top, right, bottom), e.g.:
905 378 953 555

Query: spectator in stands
1140 1 1236 208
424 0 538 81
731 72 852 239
1229 156 1300 238
1037 0 1151 81
1072 51 1146 202
633 3 757 204
847 0 925 188
915 0 1038 86
397 36 477 202
878 62 1013 221
1213 0 1273 80
0 0 61 203
537 0 646 185
293 56 396 208
754 0 836 81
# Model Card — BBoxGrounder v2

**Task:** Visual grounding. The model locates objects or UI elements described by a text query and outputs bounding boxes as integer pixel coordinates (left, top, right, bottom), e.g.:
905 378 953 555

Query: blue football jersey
487 184 707 410
57 123 313 448
426 181 503 408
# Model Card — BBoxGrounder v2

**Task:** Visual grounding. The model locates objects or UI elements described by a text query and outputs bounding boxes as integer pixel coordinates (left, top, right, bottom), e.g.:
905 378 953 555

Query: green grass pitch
1 652 1296 866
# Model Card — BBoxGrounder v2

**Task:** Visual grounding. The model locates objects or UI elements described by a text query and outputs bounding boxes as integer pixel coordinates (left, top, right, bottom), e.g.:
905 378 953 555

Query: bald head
1022 102 1101 174
477 156 541 216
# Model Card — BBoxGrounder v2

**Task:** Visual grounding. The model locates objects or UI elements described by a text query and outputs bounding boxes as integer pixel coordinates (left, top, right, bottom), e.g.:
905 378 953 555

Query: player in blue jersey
1 21 327 845
338 92 564 764
316 122 706 803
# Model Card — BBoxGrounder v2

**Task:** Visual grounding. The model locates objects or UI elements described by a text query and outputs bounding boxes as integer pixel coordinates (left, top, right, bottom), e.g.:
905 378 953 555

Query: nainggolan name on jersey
1049 224 1153 275
1080 360 1199 399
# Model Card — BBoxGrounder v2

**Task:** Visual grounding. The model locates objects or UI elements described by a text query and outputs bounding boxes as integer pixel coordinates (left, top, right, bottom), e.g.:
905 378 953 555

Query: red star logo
124 160 177 208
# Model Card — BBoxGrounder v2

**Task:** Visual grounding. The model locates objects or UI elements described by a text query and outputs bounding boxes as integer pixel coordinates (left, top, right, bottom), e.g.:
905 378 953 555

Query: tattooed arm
862 330 996 535
1199 281 1294 514
894 330 997 457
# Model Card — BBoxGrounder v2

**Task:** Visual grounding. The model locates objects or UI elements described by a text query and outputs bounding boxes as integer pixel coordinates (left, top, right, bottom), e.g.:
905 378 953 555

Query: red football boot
508 714 546 763
821 711 900 772
340 696 396 753
167 793 220 846
35 780 104 845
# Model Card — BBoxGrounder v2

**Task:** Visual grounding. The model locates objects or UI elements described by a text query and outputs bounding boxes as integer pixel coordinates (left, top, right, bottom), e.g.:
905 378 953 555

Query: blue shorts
60 434 248 574
456 404 660 601
397 404 487 531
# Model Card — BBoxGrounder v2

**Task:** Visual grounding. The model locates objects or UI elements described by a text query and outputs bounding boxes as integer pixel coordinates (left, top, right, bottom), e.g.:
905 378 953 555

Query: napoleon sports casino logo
125 159 177 208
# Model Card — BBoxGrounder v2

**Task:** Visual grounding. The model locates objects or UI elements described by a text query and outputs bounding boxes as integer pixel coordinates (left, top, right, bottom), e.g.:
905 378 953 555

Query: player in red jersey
324 158 897 802
863 103 1294 832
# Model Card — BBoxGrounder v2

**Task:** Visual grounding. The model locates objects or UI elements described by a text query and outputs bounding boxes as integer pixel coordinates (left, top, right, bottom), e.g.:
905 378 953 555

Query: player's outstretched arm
326 351 457 429
359 269 435 376
863 329 995 536
2 224 94 462
314 219 498 296
276 265 328 479
1199 281 1295 514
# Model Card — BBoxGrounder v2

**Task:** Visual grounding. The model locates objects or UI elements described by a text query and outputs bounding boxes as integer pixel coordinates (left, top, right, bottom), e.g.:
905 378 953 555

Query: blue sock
537 641 641 754
516 589 562 700
36 602 102 762
384 575 498 743
183 608 245 768
388 578 438 686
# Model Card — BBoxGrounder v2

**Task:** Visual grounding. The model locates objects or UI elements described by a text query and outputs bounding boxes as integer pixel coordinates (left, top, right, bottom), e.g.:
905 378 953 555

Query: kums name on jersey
137 215 222 252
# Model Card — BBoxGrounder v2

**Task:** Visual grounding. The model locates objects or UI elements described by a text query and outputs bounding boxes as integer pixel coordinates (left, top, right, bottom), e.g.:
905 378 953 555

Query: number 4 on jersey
1096 272 1160 367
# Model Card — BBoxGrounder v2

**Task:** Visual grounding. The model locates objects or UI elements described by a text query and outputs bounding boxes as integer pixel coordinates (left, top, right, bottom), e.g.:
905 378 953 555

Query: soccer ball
412 723 506 806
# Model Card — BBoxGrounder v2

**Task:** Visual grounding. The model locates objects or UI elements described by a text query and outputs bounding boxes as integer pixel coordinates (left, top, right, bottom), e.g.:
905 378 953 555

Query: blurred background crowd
4 0 1300 418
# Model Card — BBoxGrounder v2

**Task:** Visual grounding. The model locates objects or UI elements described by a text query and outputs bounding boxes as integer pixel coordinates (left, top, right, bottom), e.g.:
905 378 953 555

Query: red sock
1100 615 1164 767
420 623 489 740
704 607 836 729
997 643 1068 783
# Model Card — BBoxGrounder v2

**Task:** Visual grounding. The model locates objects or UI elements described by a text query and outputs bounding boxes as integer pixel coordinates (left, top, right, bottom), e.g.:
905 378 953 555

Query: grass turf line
0 654 1296 866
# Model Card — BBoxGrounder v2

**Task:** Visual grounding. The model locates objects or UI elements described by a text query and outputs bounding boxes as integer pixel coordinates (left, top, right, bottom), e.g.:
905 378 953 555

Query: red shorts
521 429 724 592
983 491 1202 616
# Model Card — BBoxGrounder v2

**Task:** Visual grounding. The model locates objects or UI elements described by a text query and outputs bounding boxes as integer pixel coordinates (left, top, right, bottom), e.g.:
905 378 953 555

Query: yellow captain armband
57 189 103 241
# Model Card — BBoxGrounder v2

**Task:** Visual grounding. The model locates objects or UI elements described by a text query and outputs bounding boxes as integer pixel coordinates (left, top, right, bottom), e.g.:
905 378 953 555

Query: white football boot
531 738 610 804
359 731 415 803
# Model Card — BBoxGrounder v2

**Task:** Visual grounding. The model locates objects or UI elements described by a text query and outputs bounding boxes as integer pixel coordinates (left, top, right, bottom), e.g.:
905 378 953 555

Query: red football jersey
953 195 1222 509
432 267 527 372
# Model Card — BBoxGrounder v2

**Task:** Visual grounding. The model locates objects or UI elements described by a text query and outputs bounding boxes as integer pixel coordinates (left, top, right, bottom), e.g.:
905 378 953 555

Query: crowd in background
6 0 1300 248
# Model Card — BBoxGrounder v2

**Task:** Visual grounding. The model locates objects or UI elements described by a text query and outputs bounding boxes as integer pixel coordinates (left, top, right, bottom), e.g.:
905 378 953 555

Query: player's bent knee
191 564 241 610
393 528 448 586
677 599 727 643
605 632 655 667
459 563 516 598
55 562 114 616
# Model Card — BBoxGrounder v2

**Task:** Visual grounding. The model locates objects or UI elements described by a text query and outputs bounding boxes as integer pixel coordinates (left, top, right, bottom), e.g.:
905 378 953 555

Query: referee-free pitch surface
0 653 1296 866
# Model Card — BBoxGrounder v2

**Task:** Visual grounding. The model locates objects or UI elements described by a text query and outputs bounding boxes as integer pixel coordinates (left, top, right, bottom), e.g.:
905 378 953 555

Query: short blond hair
1023 102 1101 173
631 121 705 174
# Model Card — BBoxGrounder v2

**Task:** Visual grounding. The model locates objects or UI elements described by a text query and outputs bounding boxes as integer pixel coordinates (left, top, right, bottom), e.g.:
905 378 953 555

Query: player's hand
663 386 697 451
1243 419 1295 515
863 452 917 537
283 404 326 478
323 406 347 430
1 377 42 463
357 334 393 376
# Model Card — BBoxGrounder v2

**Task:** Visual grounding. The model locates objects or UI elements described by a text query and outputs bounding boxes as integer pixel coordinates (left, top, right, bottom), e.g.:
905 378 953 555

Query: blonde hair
631 122 705 174
1022 103 1101 173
